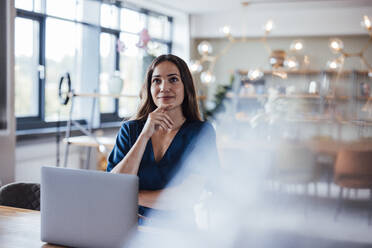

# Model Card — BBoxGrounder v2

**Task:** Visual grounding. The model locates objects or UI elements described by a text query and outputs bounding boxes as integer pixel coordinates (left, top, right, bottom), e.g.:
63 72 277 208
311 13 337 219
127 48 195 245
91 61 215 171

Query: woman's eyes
169 77 178 83
152 78 161 84
152 77 179 84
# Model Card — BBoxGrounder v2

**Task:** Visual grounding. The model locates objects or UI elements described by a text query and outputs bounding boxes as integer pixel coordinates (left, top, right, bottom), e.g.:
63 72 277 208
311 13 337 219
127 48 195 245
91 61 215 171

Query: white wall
191 5 372 38
16 137 82 183
0 0 15 185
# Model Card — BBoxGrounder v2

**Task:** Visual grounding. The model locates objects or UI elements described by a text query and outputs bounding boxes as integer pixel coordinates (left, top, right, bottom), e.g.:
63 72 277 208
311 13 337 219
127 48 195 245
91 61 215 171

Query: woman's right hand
141 105 174 139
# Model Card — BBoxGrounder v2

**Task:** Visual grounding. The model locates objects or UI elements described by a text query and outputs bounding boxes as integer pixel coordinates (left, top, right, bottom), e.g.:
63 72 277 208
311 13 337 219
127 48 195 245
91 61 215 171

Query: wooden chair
0 182 40 210
273 142 320 192
270 142 321 216
333 150 372 223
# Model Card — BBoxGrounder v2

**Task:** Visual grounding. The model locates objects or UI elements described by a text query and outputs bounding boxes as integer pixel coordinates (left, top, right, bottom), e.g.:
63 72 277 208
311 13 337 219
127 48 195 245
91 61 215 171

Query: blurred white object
108 71 123 94
189 60 203 73
247 69 263 81
200 71 215 84
290 39 304 52
329 38 344 53
197 41 213 55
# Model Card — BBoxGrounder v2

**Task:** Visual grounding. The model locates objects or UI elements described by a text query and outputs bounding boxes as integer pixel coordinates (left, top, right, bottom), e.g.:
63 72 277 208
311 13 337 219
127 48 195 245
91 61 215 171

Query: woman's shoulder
186 120 213 128
185 120 215 136
119 119 145 134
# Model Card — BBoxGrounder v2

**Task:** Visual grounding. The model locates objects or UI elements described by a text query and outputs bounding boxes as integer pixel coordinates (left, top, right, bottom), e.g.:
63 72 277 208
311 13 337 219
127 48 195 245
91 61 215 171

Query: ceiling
138 0 372 15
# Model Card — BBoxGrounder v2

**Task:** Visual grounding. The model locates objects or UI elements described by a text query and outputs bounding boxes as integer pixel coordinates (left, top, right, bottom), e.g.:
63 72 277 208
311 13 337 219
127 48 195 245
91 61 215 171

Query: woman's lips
158 96 175 100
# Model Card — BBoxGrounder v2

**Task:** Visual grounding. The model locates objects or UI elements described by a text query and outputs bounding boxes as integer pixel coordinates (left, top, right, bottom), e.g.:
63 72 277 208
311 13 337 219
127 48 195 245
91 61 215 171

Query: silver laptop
41 166 138 248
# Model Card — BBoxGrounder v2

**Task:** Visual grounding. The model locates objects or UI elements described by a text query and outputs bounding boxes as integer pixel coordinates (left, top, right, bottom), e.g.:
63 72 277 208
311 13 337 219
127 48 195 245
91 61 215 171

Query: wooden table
0 206 61 248
0 206 162 248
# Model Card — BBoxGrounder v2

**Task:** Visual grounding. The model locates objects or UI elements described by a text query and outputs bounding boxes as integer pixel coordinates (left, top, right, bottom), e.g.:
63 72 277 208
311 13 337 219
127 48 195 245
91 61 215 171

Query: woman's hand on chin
141 104 174 139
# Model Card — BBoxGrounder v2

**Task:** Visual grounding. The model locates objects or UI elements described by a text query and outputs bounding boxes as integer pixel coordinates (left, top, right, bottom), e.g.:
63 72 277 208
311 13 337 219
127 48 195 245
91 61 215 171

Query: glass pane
120 8 146 34
76 0 100 26
100 3 119 29
46 0 77 20
119 33 142 117
33 0 42 12
100 32 116 113
15 17 39 117
119 97 140 118
15 0 33 11
45 18 77 121
148 15 169 40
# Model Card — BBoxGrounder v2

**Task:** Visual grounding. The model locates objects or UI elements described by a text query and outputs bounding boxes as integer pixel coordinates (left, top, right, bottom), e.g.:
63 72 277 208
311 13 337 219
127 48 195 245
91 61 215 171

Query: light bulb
200 71 215 84
264 19 274 33
284 57 299 69
290 40 304 51
197 41 212 56
189 60 203 73
361 15 371 30
329 38 344 53
327 59 341 70
247 69 263 81
221 25 231 35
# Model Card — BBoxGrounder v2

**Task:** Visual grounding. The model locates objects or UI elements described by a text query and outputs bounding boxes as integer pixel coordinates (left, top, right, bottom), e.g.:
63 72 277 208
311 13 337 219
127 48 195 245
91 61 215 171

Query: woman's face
150 61 185 110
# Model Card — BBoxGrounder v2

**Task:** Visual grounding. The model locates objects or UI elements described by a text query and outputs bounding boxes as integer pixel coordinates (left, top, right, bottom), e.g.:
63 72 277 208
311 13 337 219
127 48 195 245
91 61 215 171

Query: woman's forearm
111 133 149 175
138 190 162 208
139 188 196 210
139 175 205 210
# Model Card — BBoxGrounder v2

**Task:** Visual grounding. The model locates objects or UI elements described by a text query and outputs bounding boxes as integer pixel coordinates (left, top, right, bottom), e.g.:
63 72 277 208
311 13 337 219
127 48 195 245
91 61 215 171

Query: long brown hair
135 54 201 121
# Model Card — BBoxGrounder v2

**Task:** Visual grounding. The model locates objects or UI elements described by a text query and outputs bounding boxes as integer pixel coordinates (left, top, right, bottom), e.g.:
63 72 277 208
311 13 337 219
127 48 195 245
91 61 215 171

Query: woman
107 54 218 220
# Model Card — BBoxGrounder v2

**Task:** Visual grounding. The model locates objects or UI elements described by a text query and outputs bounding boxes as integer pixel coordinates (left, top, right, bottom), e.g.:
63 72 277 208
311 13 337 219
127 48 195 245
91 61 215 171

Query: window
15 0 42 12
100 3 119 29
45 18 78 121
15 0 173 132
100 31 119 116
46 0 78 20
14 17 40 117
120 8 146 33
119 33 142 117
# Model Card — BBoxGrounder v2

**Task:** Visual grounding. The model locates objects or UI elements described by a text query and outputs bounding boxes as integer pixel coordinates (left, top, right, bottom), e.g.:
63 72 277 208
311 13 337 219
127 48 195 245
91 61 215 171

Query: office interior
1 0 372 246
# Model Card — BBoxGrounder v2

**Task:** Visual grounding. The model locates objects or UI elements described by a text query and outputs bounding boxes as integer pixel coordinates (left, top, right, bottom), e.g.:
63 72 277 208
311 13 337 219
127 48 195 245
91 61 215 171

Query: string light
327 15 372 75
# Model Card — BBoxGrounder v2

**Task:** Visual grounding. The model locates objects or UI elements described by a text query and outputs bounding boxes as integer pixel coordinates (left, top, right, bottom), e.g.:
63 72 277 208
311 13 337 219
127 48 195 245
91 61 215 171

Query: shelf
325 95 350 101
68 92 138 99
68 92 207 101
357 96 372 101
63 135 116 148
237 69 371 76
226 92 349 100
234 115 372 125
238 69 320 75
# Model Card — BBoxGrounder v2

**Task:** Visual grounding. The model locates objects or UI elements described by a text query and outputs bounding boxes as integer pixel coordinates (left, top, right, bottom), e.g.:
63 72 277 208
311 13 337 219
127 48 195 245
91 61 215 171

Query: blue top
106 119 219 216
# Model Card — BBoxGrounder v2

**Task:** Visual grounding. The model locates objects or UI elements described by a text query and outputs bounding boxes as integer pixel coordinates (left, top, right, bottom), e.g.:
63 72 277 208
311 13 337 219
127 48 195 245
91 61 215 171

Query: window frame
99 27 122 123
15 2 173 133
16 9 47 130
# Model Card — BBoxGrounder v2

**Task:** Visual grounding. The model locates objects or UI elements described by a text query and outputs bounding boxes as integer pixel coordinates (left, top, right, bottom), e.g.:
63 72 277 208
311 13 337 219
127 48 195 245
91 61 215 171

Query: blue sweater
107 119 219 216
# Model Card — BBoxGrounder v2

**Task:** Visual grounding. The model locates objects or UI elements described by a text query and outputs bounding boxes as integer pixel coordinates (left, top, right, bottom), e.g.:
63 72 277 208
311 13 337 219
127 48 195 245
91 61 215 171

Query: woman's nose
159 81 170 91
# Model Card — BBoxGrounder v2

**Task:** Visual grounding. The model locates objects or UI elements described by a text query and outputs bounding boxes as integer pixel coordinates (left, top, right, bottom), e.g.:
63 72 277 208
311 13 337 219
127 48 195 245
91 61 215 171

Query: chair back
334 150 372 188
274 141 319 184
0 182 40 210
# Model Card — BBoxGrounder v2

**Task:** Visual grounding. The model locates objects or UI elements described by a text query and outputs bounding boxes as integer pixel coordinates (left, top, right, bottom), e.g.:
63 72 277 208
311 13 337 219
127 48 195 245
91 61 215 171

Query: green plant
204 74 234 120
